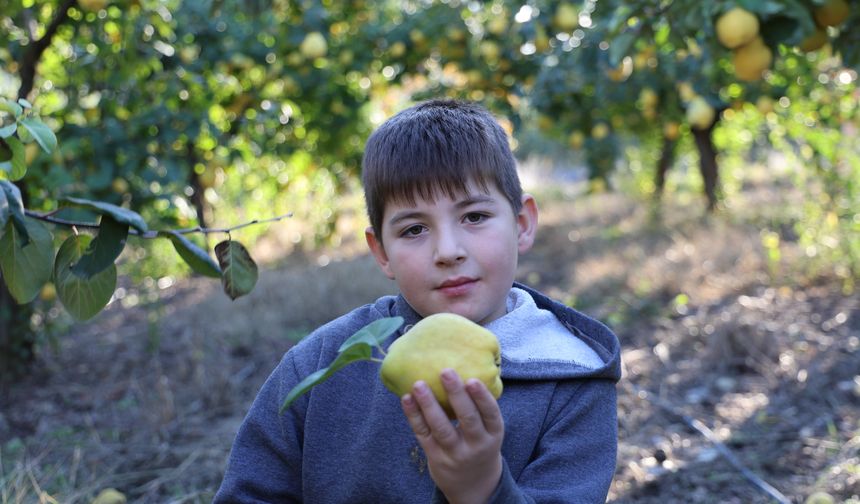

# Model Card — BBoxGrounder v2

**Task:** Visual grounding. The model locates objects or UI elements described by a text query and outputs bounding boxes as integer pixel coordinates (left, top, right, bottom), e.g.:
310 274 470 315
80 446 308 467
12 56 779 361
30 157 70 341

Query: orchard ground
0 162 858 503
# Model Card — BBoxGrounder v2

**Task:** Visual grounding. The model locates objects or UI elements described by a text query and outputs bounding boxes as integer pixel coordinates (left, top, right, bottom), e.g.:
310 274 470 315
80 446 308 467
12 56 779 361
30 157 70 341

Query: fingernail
414 381 429 395
441 369 456 383
401 394 414 407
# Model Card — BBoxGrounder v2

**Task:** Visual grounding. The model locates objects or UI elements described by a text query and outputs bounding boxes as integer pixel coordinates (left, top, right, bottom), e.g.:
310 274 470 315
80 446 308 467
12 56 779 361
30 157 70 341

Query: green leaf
0 217 54 304
0 181 28 246
20 118 57 154
609 31 636 67
160 230 221 278
0 123 16 138
338 316 404 352
54 234 117 321
0 99 23 118
62 197 148 233
214 240 258 300
279 342 374 414
17 98 32 109
0 136 27 181
0 187 8 240
70 216 129 279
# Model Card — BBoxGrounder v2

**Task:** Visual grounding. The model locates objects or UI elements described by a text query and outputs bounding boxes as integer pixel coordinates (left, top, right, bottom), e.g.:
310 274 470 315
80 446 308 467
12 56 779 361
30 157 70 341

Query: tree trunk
654 135 677 200
692 123 720 212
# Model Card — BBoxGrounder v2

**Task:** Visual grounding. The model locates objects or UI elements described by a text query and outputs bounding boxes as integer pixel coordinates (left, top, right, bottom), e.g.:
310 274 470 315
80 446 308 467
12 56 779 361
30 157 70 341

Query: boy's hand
401 369 504 504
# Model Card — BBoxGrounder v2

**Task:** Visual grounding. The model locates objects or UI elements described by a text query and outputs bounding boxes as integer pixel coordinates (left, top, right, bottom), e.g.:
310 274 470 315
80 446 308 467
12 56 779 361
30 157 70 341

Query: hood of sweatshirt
371 282 621 383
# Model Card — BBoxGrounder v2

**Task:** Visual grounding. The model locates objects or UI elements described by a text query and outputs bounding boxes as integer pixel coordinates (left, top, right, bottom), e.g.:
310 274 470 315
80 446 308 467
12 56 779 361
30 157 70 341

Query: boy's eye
401 224 425 237
464 212 487 224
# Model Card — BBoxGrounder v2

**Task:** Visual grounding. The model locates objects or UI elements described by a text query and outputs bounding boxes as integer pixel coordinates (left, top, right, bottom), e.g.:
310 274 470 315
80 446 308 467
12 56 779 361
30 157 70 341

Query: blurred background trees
1 0 858 370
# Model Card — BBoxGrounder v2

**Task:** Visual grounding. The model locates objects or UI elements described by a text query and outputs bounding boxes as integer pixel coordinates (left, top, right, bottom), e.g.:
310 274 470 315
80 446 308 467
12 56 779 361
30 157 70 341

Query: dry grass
0 173 857 503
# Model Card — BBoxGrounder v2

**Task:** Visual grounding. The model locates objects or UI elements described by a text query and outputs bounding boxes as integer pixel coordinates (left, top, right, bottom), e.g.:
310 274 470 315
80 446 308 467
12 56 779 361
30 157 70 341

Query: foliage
1 0 858 369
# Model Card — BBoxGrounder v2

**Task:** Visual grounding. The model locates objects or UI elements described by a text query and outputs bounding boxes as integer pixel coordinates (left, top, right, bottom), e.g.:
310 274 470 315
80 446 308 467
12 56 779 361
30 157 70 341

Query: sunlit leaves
214 240 258 300
54 234 117 321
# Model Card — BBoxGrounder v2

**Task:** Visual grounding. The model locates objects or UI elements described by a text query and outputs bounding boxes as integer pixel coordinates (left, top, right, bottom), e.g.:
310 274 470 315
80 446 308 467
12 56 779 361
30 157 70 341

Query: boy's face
366 179 538 326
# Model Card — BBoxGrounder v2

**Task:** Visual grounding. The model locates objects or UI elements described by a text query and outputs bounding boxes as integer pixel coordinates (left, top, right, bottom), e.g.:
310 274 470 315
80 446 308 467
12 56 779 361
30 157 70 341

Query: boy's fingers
440 369 485 437
411 381 460 448
466 379 504 435
401 393 432 439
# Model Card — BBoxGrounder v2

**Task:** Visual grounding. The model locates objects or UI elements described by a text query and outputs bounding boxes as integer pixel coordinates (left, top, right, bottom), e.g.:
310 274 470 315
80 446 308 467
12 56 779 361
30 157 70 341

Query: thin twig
23 210 293 238
627 383 792 504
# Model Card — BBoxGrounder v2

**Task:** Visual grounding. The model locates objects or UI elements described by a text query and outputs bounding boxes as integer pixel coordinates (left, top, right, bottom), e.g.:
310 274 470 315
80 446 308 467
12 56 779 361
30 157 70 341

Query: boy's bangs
380 148 495 206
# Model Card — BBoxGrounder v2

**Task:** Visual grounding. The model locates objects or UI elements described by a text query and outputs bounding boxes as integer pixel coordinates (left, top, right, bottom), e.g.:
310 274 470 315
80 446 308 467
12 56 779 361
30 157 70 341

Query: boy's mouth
436 277 478 296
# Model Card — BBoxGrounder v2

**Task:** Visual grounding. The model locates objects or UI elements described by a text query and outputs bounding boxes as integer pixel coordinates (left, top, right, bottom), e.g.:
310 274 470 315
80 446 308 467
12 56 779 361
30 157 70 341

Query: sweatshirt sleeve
213 345 313 503
433 378 618 504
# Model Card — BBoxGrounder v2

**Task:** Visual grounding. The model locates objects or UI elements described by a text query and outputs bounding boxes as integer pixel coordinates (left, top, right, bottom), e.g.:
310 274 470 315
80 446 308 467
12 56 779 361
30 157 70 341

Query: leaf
0 187 8 240
338 316 404 352
215 240 258 300
279 342 374 414
0 136 27 181
17 98 32 109
0 217 54 304
0 99 23 118
20 118 57 154
70 216 129 279
61 196 148 233
609 31 637 68
0 123 16 138
54 234 117 321
0 181 28 246
160 230 221 278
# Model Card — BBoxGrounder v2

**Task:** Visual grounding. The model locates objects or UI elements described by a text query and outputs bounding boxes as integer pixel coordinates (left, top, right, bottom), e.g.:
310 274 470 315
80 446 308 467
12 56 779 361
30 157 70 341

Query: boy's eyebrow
387 194 497 226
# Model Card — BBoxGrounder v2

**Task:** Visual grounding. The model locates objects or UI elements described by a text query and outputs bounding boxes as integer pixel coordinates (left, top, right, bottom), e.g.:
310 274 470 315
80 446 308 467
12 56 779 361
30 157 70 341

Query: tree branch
23 209 293 239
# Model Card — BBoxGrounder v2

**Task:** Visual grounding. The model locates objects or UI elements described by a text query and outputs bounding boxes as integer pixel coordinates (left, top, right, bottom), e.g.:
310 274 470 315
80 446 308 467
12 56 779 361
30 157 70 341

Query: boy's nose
433 228 466 266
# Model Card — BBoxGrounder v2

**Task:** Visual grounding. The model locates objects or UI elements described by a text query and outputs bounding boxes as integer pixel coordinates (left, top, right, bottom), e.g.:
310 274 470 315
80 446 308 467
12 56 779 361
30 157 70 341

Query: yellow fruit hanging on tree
78 0 109 12
716 7 760 49
591 122 610 140
686 96 715 130
663 122 681 140
732 37 773 81
568 131 585 149
554 3 579 31
300 32 328 59
814 0 850 27
798 28 829 52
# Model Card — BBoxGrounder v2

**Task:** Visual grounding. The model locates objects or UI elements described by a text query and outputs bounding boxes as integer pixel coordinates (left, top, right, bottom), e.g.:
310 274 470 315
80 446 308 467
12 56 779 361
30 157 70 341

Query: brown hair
361 99 522 238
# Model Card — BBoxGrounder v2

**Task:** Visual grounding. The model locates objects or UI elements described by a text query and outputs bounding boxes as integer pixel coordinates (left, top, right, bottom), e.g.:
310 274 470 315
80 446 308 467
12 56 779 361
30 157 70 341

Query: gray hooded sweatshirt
214 283 622 503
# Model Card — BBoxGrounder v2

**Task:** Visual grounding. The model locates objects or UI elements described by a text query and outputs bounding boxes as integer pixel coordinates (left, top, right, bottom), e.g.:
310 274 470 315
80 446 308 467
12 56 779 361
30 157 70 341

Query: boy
214 99 621 503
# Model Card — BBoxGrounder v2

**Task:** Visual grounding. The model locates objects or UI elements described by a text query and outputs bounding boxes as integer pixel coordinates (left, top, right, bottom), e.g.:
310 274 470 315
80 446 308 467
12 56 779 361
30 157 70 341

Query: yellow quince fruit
380 313 502 418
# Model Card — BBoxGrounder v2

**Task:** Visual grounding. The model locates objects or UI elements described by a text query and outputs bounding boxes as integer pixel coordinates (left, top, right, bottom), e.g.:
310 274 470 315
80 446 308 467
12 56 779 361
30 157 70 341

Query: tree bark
654 135 677 200
692 122 720 212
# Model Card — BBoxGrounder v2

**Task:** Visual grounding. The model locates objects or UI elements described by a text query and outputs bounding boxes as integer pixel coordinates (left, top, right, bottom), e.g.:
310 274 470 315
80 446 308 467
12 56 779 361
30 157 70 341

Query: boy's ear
365 226 395 279
516 194 539 253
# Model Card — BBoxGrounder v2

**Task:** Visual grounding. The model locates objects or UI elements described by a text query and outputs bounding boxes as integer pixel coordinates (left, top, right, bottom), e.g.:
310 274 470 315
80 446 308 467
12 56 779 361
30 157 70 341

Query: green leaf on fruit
214 240 258 300
70 216 128 279
0 217 54 304
54 234 117 321
338 316 404 352
160 230 221 278
279 342 374 414
20 118 57 153
61 197 148 233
